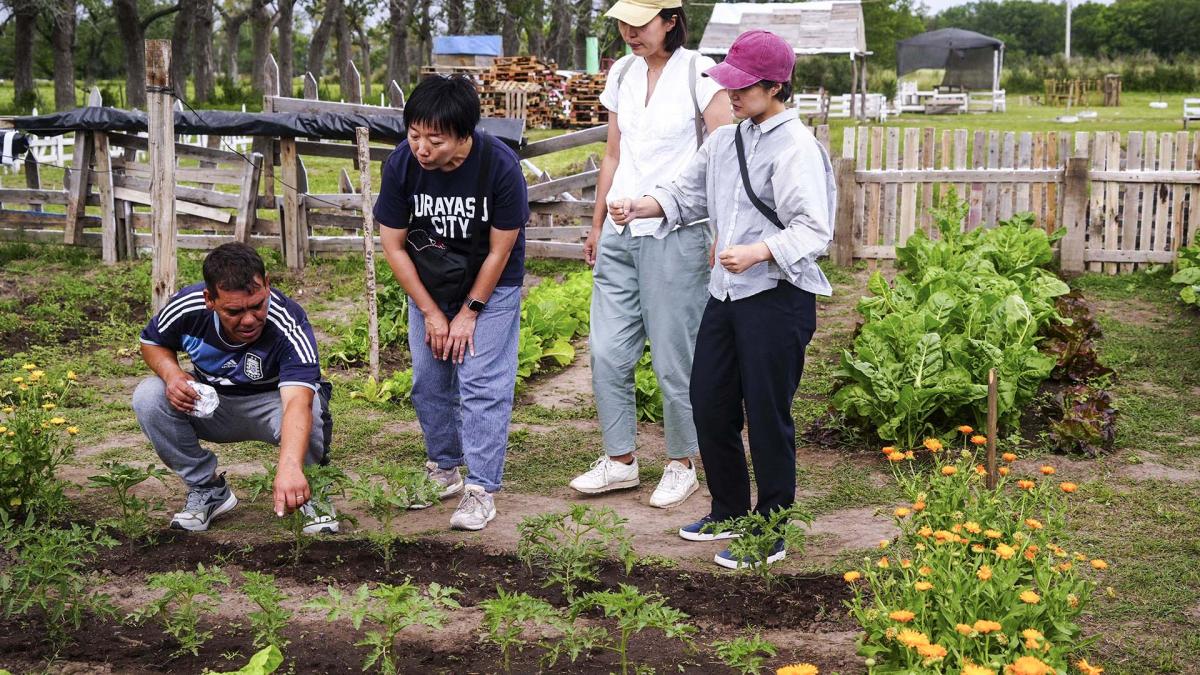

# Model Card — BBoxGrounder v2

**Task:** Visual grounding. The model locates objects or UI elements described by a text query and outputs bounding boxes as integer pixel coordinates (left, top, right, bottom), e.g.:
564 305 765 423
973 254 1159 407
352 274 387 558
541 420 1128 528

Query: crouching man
131 242 338 533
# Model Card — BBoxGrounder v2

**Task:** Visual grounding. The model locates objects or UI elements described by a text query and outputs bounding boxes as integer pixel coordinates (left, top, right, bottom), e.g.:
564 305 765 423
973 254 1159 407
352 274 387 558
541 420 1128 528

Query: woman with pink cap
609 30 836 569
570 0 733 510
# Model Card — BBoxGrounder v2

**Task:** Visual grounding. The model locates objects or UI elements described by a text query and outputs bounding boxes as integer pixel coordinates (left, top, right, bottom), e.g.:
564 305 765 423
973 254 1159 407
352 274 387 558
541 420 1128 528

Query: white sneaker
649 460 699 508
569 455 640 494
449 485 496 531
409 461 465 510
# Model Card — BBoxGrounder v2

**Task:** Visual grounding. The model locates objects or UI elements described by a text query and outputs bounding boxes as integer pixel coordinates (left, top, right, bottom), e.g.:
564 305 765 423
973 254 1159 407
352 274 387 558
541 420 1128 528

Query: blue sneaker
678 514 739 542
714 539 786 570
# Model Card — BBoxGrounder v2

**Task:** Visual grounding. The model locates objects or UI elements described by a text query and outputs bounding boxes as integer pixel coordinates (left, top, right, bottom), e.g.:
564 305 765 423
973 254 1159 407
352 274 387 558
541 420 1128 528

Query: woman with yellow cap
570 0 732 509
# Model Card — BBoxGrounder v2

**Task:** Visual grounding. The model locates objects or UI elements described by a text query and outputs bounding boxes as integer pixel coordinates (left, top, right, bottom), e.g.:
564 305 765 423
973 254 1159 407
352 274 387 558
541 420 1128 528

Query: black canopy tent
897 28 1004 92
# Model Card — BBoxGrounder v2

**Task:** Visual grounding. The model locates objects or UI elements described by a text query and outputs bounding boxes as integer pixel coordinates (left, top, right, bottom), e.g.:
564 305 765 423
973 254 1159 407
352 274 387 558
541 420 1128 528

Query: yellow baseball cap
604 0 683 27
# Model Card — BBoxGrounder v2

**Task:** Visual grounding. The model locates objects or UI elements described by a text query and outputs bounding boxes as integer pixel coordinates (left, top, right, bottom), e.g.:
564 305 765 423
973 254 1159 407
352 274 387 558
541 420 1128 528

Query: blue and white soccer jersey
140 283 321 395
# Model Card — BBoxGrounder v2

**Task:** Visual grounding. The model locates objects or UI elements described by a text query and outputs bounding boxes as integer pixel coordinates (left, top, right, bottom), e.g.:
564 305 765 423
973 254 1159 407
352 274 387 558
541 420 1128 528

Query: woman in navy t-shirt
375 75 529 532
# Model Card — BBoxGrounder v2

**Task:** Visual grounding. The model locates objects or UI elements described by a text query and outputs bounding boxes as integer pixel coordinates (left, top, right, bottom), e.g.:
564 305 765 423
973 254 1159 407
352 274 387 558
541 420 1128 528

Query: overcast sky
917 0 1116 13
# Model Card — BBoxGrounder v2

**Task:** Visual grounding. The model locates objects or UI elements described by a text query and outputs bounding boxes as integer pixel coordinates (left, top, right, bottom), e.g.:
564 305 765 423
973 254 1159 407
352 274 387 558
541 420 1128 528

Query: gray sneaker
409 460 464 510
449 485 496 531
300 490 340 535
171 474 238 532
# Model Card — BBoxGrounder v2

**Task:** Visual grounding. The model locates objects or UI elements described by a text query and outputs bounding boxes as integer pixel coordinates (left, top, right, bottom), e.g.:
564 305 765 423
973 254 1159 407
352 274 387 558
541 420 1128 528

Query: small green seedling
573 584 696 675
706 504 813 587
240 571 292 651
133 563 231 657
347 462 441 571
247 462 349 566
712 632 779 675
516 504 635 601
308 580 460 675
479 587 561 672
87 461 170 543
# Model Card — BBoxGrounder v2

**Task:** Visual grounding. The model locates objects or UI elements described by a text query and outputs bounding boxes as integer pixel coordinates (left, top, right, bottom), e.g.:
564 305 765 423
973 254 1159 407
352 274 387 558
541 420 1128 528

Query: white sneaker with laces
569 455 640 494
649 459 699 508
409 460 464 510
449 485 496 531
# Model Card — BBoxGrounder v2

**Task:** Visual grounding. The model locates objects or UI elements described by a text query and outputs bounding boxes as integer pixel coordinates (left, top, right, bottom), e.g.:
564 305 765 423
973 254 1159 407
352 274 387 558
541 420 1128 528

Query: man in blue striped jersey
131 242 337 533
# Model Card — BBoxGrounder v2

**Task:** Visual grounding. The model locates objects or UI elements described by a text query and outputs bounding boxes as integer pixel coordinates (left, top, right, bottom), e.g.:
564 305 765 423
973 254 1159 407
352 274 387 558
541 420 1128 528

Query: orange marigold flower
1002 452 1018 462
888 452 906 463
999 467 1011 476
900 559 913 569
1017 479 1036 490
843 571 861 583
973 619 1002 633
878 539 890 549
1020 590 1041 604
955 623 974 635
1060 482 1078 493
958 425 975 434
913 501 926 511
975 464 988 475
1022 628 1044 642
995 544 1016 560
1057 562 1074 573
924 438 944 452
904 450 915 459
1040 465 1056 475
918 565 932 576
894 507 911 518
914 581 933 591
1091 559 1109 570
971 435 988 446
776 664 819 675
1076 659 1104 675
918 526 933 538
889 609 916 623
1024 545 1040 561
963 664 997 675
896 629 930 647
1025 518 1044 530
972 544 986 553
941 466 958 476
964 521 982 534
916 643 948 660
977 564 993 581
877 557 890 569
984 529 1002 539
1068 593 1080 608
882 446 897 455
1006 656 1054 675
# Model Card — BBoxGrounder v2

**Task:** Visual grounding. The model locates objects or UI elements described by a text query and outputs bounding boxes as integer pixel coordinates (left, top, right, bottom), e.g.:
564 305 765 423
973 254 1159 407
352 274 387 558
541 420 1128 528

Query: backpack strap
615 56 637 94
734 121 785 230
687 52 704 149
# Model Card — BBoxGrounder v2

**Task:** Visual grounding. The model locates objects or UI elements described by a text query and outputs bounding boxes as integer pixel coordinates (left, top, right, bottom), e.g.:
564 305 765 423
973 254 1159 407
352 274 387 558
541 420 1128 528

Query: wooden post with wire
355 127 381 381
986 368 999 489
147 39 178 314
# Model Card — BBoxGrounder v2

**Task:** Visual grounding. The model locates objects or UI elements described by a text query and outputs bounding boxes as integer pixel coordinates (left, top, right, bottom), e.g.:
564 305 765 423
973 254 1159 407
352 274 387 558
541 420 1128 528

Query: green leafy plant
240 571 292 651
308 580 461 675
0 520 118 649
247 462 349 565
133 563 231 657
634 348 663 423
517 504 636 601
86 461 170 542
1170 239 1200 308
707 504 813 587
349 369 414 406
327 275 408 367
516 271 593 384
572 584 696 675
479 587 562 672
711 632 779 675
347 462 441 571
1047 385 1118 457
0 365 78 520
203 645 284 675
1040 290 1114 384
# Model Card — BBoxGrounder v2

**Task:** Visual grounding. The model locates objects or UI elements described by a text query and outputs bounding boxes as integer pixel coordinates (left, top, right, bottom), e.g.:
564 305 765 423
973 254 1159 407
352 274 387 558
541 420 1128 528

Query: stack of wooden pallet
565 72 608 127
419 65 488 81
480 56 564 129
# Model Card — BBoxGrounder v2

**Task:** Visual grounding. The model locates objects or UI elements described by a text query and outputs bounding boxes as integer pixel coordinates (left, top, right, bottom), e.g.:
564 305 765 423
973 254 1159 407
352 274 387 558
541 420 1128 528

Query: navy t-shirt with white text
373 131 529 287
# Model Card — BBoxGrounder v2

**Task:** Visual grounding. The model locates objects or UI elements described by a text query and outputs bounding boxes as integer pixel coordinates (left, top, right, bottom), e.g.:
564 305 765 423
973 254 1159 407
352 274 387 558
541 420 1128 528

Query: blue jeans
408 285 521 493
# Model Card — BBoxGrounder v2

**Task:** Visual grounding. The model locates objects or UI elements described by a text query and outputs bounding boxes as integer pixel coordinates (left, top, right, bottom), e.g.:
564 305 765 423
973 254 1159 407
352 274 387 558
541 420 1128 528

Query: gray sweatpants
131 377 331 487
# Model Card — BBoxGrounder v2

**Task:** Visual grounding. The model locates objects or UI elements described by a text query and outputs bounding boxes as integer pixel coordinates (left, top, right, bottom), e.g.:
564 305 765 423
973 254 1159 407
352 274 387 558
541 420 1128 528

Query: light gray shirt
650 108 836 301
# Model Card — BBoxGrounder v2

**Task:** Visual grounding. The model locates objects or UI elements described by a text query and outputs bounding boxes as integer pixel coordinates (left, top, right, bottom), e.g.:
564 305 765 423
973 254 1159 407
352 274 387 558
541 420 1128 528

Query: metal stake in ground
355 127 380 381
986 368 999 489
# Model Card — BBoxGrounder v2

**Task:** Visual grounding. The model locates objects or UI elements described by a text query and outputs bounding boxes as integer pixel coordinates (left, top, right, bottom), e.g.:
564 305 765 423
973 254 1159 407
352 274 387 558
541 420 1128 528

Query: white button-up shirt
599 48 722 237
650 109 836 300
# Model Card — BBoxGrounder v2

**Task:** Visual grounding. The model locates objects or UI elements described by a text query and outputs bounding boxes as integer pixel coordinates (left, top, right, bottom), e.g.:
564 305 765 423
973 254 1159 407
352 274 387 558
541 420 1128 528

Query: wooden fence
835 127 1200 273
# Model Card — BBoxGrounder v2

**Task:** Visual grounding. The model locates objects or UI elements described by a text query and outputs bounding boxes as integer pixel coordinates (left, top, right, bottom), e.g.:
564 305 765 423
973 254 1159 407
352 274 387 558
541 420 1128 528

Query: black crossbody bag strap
734 121 786 230
463 134 495 288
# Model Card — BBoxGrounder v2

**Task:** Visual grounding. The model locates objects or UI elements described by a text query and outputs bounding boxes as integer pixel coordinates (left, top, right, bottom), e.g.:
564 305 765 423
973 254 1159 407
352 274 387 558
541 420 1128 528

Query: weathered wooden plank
998 131 1016 222
526 240 586 259
112 175 242 209
1083 248 1176 263
520 125 608 159
1172 131 1190 252
93 133 119 263
938 130 952 218
118 163 246 185
307 211 365 230
1046 132 1059 231
855 169 1063 183
954 129 968 211
1190 133 1200 249
1103 132 1121 274
265 95 406 120
113 186 233 223
1153 133 1174 255
1123 132 1144 273
529 200 597 218
1087 132 1107 272
1138 133 1158 269
0 188 69 205
853 245 898 260
983 131 1000 226
279 137 305 269
0 212 101 229
854 127 868 244
63 131 94 245
293 140 395 163
1059 157 1090 274
920 127 935 236
968 130 985 229
23 154 42 212
527 170 600 202
106 131 244 164
866 127 883 269
898 128 919 245
842 127 856 161
234 152 264 243
883 128 899 244
833 158 856 265
525 226 588 240
1031 134 1045 228
1015 132 1032 215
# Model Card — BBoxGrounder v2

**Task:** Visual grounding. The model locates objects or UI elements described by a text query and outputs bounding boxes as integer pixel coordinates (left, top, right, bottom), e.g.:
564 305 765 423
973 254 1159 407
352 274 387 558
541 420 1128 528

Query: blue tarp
433 35 502 57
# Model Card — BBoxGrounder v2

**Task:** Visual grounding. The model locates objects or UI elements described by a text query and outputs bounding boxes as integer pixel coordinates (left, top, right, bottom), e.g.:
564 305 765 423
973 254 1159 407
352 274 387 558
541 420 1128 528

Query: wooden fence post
345 61 363 104
388 80 405 108
264 54 281 98
23 154 41 214
1059 157 1090 274
832 157 856 267
62 130 93 245
355 127 380 381
279 137 305 269
234 151 263 243
303 72 319 100
147 39 178 313
92 132 119 263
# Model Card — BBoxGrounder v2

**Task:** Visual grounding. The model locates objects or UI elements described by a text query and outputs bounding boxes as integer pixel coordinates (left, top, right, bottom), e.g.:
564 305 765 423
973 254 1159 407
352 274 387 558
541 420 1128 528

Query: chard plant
347 462 440 571
133 563 231 657
712 632 779 675
308 580 460 675
202 645 284 675
86 461 170 543
572 584 696 675
707 504 813 587
239 571 292 651
516 504 636 601
0 520 118 649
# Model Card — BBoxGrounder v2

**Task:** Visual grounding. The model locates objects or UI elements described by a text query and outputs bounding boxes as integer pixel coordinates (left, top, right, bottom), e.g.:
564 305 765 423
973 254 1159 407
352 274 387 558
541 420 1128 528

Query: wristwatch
466 297 487 312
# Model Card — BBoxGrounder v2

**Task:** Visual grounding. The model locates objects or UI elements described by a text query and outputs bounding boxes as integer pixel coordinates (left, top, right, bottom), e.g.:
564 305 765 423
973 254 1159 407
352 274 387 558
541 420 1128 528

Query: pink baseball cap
704 30 796 90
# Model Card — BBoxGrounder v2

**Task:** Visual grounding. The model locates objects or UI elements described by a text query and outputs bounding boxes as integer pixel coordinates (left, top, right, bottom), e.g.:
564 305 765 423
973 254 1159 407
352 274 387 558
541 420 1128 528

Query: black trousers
689 282 816 522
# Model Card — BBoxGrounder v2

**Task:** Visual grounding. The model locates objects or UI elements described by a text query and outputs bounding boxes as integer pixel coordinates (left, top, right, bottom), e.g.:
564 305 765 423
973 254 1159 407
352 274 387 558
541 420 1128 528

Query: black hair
659 8 688 53
757 79 793 103
404 75 481 139
203 242 266 298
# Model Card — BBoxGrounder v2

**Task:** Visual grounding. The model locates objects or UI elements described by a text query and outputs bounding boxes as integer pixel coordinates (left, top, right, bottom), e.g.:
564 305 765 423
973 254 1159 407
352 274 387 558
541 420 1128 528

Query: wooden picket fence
835 127 1200 273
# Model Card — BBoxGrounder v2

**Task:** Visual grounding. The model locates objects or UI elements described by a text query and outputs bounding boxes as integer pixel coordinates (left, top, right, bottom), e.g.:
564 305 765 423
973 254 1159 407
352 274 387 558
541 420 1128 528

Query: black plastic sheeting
897 28 1004 90
10 106 526 151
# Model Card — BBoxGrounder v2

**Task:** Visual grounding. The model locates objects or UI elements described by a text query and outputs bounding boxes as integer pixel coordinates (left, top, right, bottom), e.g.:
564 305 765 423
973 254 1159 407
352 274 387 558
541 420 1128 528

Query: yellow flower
941 466 958 476
999 466 1011 476
918 565 932 576
1006 656 1054 675
955 623 975 636
49 417 66 425
1025 518 1044 530
889 609 916 623
2 406 12 414
1068 593 1079 608
995 544 1016 560
888 452 905 462
1002 452 1018 462
984 529 1002 539
958 425 974 434
916 643 947 660
41 403 56 411
878 539 890 549
29 370 44 381
67 426 79 435
1060 482 1078 493
924 438 944 452
1020 590 1041 604
918 526 933 538
977 564 993 581
1040 465 1056 476
1076 659 1104 675
896 629 930 647
894 507 911 518
914 581 933 591
971 435 988 446
964 521 982 534
1091 559 1109 570
21 363 36 370
912 500 926 511
963 663 997 675
973 619 1002 634
972 544 986 553
0 426 5 434
877 557 890 569
1022 628 1044 642
843 571 862 583
66 370 77 381
11 377 23 384
1017 479 1036 490
900 559 912 569
776 664 819 675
